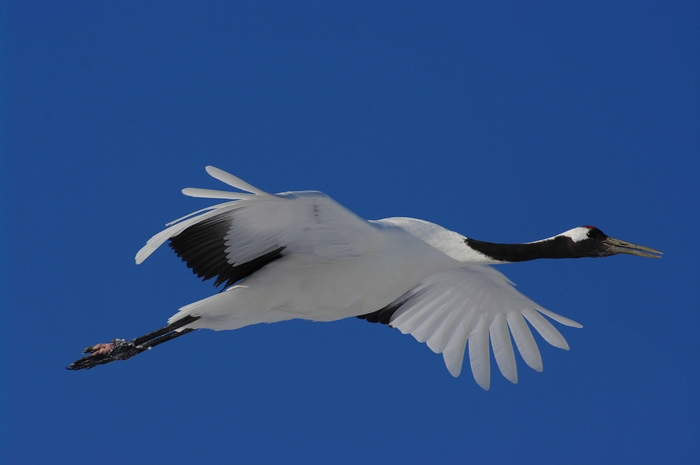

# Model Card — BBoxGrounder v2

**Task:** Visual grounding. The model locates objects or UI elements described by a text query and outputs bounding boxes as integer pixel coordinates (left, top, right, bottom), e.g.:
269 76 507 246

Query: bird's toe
68 339 143 370
82 342 114 355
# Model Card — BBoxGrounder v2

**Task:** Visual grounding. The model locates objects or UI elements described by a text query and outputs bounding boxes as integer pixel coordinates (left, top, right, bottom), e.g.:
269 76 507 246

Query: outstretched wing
136 166 378 288
362 266 582 390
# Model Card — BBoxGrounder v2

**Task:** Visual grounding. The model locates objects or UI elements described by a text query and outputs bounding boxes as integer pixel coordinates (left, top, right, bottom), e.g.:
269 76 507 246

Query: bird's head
557 226 662 259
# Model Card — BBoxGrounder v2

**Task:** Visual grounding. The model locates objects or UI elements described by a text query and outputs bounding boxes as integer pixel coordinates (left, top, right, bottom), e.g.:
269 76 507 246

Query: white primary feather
204 166 275 198
182 188 255 200
506 312 542 371
387 266 581 389
468 315 491 389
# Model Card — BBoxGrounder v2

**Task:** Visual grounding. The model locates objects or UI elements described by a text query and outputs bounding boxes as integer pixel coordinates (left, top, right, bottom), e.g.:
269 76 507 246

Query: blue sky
3 2 699 463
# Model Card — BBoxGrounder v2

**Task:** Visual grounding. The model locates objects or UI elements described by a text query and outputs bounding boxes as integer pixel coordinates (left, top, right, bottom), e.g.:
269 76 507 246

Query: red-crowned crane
69 166 661 389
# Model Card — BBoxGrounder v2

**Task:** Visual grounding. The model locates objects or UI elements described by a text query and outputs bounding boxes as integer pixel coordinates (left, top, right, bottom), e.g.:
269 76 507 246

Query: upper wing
135 166 379 287
368 266 582 390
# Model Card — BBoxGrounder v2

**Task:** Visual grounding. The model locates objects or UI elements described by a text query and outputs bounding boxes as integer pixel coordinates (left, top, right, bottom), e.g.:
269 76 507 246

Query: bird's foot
67 315 200 371
68 339 145 370
83 342 114 355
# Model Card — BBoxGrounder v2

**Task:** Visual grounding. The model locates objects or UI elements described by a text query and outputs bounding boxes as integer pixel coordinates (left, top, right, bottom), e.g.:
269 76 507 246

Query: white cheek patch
560 227 591 243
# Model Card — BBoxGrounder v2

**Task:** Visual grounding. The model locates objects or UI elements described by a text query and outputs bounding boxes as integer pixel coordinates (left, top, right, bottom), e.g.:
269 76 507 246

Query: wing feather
384 266 581 389
441 308 478 377
391 289 451 334
506 312 542 371
136 167 379 287
490 313 518 384
522 308 570 350
442 311 472 377
468 315 491 390
182 188 254 200
411 294 462 343
135 202 238 264
426 306 469 354
536 307 583 328
204 166 275 198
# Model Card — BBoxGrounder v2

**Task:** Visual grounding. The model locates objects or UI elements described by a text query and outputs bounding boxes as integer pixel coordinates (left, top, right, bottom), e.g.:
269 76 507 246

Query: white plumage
135 166 583 390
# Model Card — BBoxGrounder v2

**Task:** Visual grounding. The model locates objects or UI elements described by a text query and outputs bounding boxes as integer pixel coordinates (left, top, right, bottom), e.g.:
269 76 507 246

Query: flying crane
69 166 661 389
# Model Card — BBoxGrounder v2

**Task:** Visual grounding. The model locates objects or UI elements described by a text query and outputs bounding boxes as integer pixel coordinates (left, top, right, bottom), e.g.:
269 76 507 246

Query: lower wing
361 265 582 390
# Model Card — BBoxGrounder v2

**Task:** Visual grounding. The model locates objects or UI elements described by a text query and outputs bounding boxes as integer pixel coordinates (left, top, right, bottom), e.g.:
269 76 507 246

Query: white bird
69 166 661 389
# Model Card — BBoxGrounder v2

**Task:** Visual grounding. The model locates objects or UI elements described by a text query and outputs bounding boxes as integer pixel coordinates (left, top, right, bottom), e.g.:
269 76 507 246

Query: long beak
604 237 663 258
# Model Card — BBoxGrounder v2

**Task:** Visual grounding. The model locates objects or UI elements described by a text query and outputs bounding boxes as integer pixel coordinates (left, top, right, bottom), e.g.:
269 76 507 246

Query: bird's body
70 166 661 390
174 218 452 328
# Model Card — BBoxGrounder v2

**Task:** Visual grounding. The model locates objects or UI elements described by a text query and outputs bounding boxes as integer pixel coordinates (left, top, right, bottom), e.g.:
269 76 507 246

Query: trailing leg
67 315 200 370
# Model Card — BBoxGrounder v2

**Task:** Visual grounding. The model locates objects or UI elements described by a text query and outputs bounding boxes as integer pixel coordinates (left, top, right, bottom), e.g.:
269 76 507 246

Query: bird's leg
67 315 200 370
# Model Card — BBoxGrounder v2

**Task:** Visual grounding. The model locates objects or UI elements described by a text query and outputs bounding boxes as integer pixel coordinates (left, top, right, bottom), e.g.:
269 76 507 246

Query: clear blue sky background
3 2 698 463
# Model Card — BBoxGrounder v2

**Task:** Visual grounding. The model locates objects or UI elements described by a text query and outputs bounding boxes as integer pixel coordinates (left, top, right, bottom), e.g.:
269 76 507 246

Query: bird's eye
585 227 607 240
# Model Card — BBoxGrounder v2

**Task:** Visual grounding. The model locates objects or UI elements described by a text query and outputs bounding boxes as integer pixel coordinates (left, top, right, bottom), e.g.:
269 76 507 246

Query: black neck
465 236 591 263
